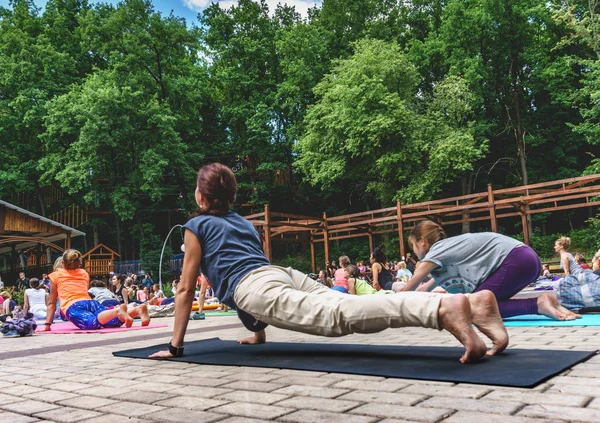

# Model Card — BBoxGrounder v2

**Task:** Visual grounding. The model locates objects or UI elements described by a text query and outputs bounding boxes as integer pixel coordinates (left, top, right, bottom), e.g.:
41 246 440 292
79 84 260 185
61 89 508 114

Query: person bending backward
150 163 510 363
554 237 585 276
397 220 580 321
41 250 150 331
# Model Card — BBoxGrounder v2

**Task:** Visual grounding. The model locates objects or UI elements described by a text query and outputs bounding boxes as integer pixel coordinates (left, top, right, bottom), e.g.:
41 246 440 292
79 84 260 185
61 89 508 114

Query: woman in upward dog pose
150 164 509 363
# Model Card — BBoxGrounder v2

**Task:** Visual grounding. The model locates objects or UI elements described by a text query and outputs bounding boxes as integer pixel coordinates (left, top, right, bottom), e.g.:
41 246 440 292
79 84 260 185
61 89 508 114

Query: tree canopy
1 0 599 269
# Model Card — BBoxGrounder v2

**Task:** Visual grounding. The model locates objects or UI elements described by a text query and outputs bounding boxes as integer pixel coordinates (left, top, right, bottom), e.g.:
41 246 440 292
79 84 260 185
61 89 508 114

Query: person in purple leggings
398 220 581 320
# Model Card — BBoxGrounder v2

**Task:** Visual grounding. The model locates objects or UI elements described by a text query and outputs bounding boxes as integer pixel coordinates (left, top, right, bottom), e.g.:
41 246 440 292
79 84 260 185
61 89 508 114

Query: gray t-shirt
422 233 523 293
88 287 116 303
560 252 583 276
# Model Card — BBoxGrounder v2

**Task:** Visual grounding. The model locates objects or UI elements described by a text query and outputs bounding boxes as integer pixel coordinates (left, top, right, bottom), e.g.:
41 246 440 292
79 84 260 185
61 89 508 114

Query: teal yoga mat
503 313 600 327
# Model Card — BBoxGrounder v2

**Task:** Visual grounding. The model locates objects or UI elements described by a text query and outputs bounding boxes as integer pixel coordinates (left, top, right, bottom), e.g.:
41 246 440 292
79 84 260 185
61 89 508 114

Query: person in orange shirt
40 249 150 331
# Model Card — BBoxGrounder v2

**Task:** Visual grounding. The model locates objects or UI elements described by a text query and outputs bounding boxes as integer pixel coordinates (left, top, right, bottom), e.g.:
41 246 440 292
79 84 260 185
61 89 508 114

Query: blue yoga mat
503 313 600 327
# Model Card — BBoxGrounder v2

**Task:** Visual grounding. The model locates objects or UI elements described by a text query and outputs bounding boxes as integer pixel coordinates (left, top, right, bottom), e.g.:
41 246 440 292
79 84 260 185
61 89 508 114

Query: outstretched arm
372 263 381 290
150 229 201 358
561 253 571 275
348 277 356 295
41 281 58 331
23 291 30 315
197 275 208 312
396 261 438 292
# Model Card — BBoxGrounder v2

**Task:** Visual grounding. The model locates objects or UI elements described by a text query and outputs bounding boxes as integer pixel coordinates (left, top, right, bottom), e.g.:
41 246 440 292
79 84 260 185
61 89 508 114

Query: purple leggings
474 245 541 318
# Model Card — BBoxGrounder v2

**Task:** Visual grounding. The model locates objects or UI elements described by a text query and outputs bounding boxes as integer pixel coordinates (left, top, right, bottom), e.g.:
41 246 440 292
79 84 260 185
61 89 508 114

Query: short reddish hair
196 163 237 214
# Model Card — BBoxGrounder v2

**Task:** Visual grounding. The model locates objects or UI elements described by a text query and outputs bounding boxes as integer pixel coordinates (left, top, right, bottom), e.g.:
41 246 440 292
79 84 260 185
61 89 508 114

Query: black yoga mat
114 338 596 388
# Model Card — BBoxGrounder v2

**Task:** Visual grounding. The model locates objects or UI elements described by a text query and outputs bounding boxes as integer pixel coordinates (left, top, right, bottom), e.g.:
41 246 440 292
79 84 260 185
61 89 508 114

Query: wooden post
368 226 374 253
396 200 405 259
310 234 316 273
263 204 272 261
66 233 71 250
521 205 530 246
323 212 330 265
487 183 497 232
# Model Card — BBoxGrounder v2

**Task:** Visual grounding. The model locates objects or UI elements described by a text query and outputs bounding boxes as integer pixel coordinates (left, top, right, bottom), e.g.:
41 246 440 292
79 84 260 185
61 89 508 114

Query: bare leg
537 294 581 320
468 290 509 356
237 329 266 345
128 304 151 326
438 295 487 363
98 304 133 327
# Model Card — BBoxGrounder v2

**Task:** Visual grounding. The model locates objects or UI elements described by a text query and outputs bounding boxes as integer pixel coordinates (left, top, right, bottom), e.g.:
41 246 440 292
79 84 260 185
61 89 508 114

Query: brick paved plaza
1 314 599 423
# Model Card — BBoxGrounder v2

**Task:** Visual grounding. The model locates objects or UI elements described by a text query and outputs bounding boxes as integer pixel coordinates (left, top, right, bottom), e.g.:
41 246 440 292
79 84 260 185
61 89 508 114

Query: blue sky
0 1 322 25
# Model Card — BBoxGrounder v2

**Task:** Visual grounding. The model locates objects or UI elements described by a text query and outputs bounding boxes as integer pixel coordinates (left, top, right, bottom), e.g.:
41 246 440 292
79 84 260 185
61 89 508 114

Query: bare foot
537 294 581 320
117 304 134 328
438 295 487 363
237 329 266 345
468 290 509 356
138 304 150 326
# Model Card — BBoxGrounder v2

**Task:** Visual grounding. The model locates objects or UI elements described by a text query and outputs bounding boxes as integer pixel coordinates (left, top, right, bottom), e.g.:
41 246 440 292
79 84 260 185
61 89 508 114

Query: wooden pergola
0 200 85 280
82 243 120 277
244 174 600 272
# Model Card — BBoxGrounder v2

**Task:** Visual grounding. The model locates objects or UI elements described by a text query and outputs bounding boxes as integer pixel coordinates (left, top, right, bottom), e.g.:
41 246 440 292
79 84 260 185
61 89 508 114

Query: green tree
40 0 210 255
0 0 81 214
296 38 421 204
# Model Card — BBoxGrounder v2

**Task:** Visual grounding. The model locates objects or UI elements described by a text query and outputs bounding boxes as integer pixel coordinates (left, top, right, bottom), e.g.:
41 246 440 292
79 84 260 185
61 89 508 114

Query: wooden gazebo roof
0 199 85 255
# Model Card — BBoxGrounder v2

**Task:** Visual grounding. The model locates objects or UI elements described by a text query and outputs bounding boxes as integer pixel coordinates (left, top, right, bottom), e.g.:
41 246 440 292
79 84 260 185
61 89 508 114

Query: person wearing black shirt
15 272 29 292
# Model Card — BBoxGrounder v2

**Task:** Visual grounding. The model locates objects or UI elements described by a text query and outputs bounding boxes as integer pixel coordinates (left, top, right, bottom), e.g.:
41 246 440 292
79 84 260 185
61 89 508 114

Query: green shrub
162 282 173 298
5 288 24 307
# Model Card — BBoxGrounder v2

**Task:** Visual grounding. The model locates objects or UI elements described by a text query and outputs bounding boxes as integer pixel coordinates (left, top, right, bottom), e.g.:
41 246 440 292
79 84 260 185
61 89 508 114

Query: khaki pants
234 266 443 337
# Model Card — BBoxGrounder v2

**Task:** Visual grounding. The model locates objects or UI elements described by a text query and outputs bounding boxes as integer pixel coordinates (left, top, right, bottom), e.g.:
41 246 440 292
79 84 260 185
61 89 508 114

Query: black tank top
376 262 394 290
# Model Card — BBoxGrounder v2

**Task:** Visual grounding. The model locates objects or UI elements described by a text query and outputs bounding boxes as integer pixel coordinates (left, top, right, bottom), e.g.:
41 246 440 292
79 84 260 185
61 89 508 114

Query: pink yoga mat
36 322 168 334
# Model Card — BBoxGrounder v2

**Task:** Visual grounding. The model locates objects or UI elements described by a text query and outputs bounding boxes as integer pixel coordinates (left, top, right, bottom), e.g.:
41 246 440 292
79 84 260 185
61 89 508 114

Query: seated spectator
317 270 332 288
592 250 600 276
575 253 590 270
542 264 551 278
41 274 51 291
143 274 154 289
332 255 351 293
125 277 140 304
88 279 119 306
111 273 128 304
171 278 179 294
346 265 394 295
395 261 413 283
23 278 48 320
0 291 16 322
152 283 165 300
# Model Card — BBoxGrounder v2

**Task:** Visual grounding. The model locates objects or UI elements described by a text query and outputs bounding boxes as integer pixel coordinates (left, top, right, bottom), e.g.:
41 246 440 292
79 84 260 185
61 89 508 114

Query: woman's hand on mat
149 350 174 359
237 329 266 345
39 324 51 332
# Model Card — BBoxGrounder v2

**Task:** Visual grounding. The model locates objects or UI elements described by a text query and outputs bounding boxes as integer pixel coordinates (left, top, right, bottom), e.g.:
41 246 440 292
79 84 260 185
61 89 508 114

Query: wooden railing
84 259 113 277
49 204 88 229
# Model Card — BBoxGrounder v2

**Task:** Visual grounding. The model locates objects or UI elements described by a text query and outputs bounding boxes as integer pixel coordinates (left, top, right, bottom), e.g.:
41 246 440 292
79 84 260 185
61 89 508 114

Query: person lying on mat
149 163 509 364
40 249 151 331
395 220 581 321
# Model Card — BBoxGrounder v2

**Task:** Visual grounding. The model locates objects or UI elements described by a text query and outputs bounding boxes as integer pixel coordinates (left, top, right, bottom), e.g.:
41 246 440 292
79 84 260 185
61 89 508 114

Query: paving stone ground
0 314 599 423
